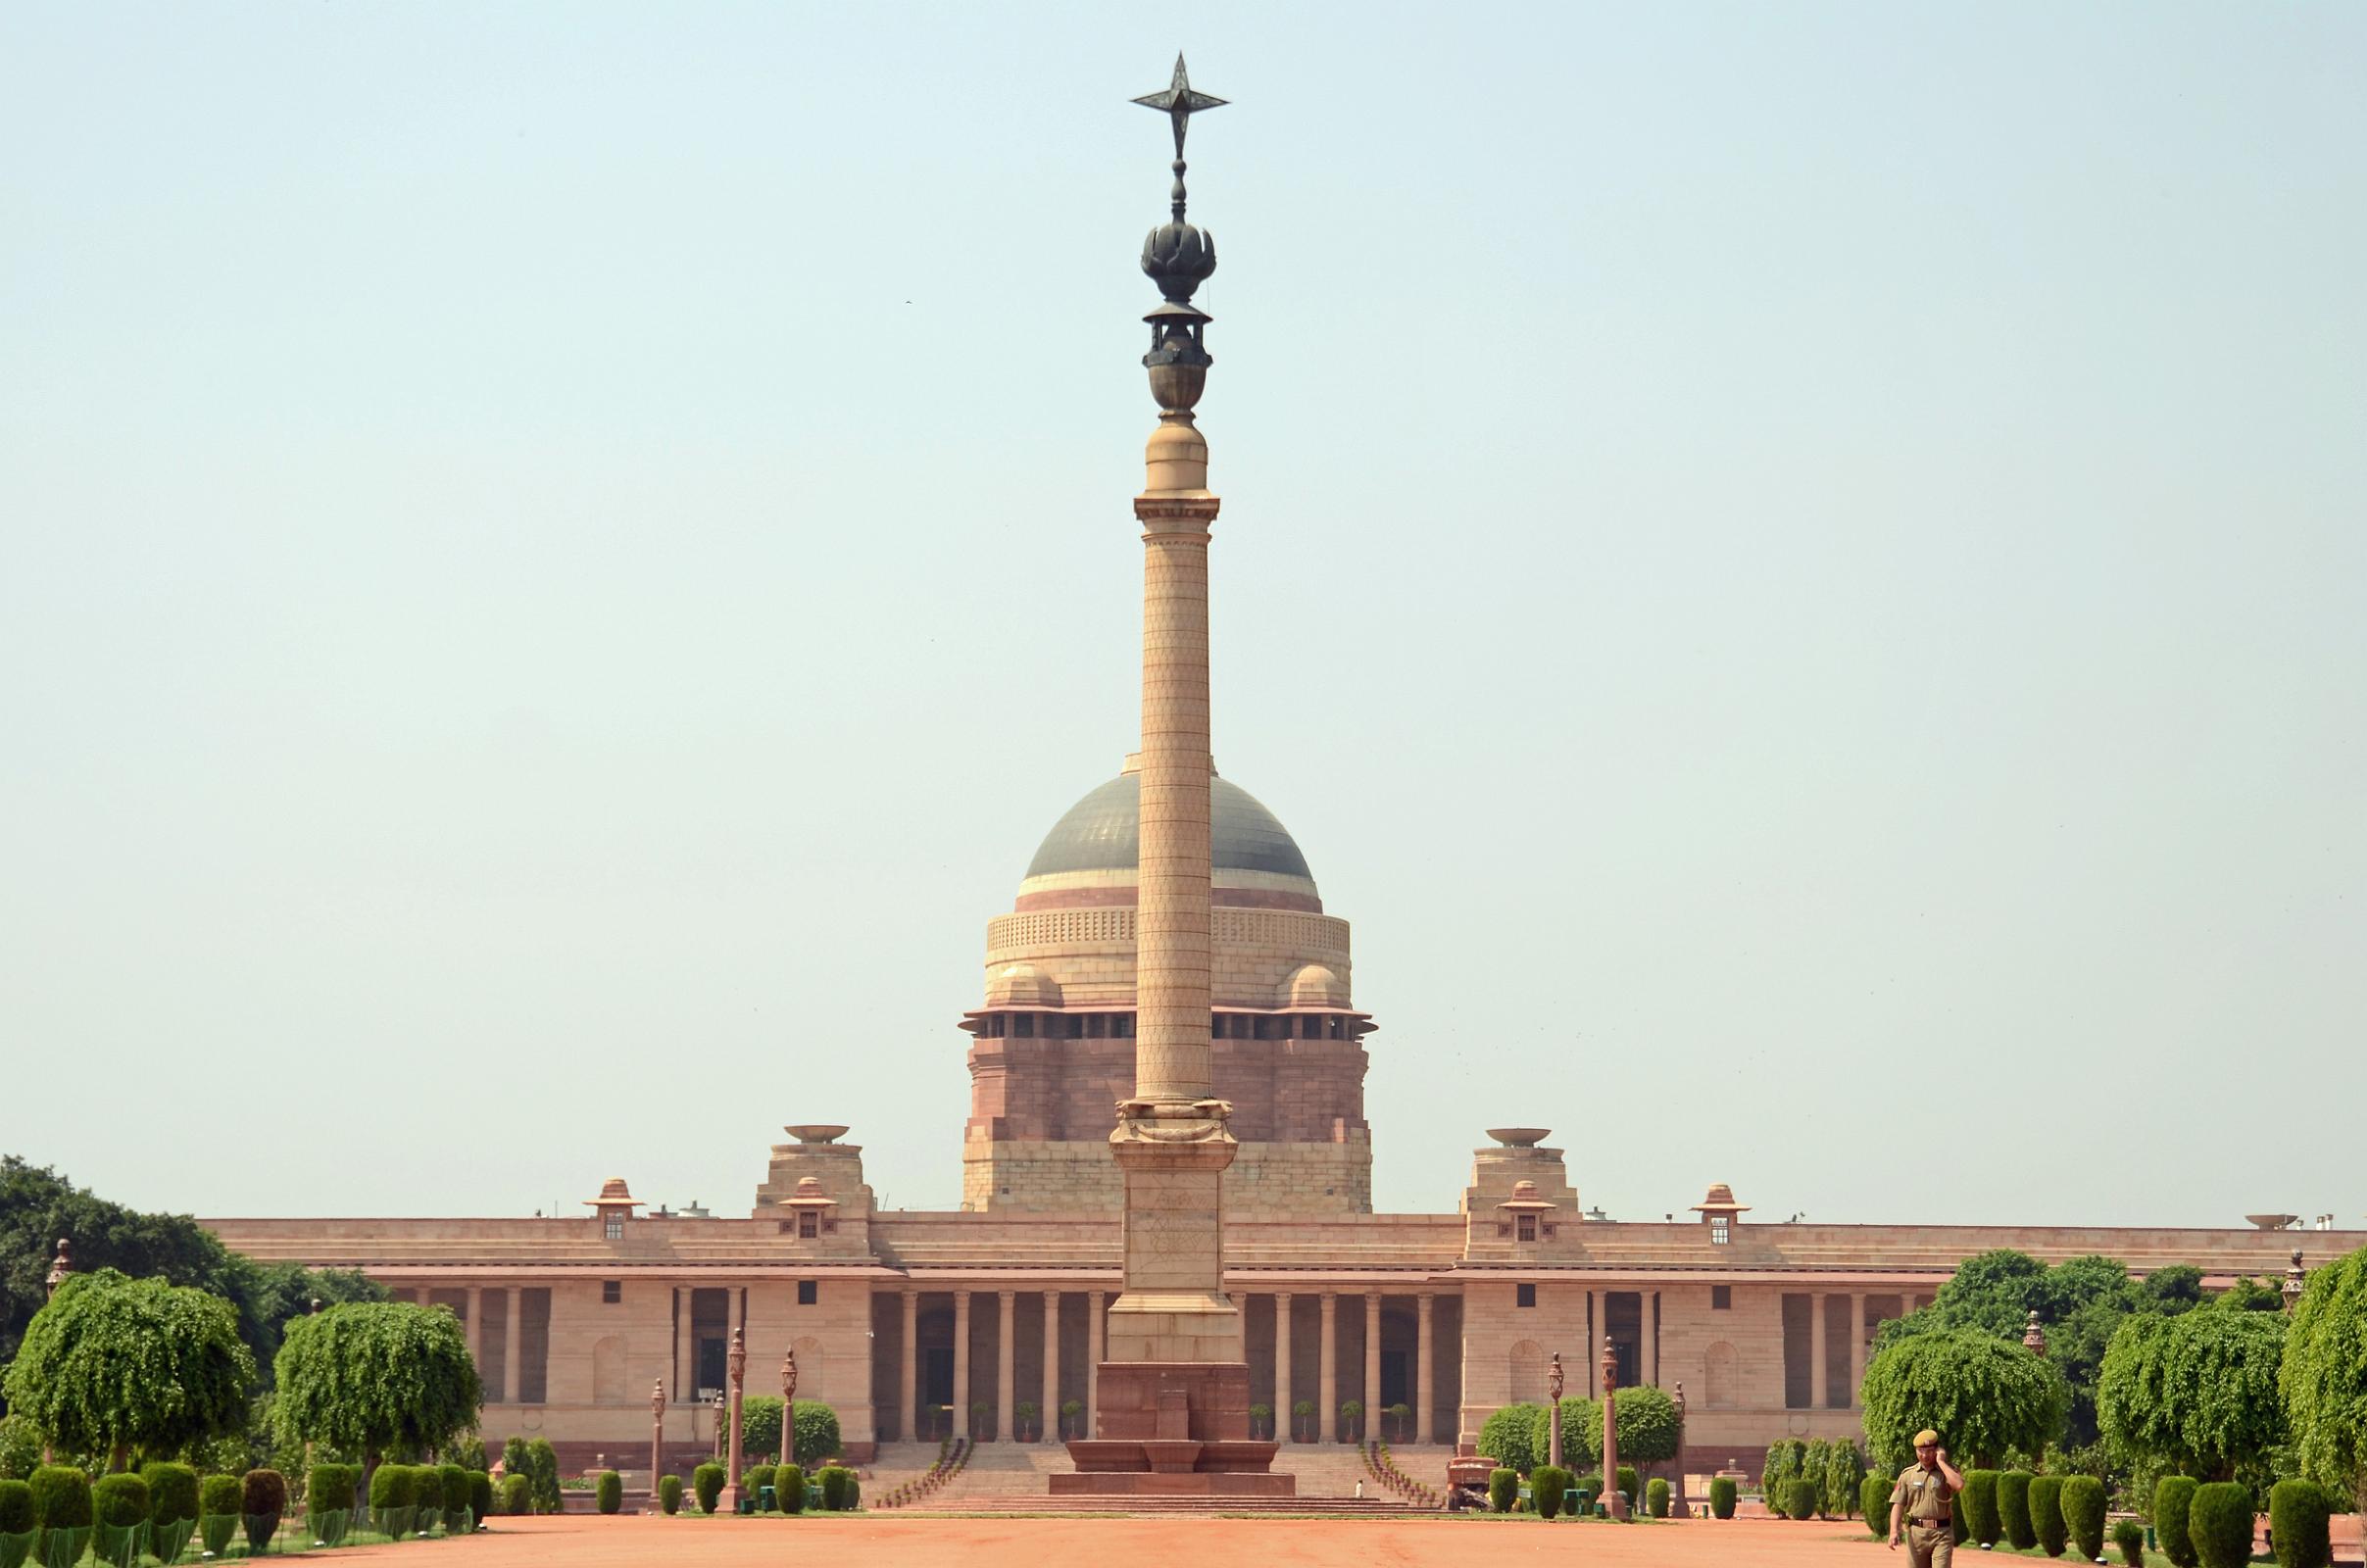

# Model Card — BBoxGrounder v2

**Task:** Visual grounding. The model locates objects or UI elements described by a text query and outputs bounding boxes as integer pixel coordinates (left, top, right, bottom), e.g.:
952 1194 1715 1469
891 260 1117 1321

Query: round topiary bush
2030 1474 2067 1557
1648 1476 1670 1518
1963 1469 2002 1544
656 1474 681 1516
1489 1467 1517 1514
692 1463 724 1515
199 1474 241 1557
2000 1470 2037 1549
0 1479 34 1535
2269 1480 2332 1568
29 1467 92 1529
1781 1478 1819 1520
241 1467 286 1552
369 1463 416 1509
819 1465 856 1511
308 1462 357 1512
1479 1403 1545 1478
468 1470 492 1525
1617 1464 1639 1502
439 1463 471 1519
140 1461 198 1528
2112 1518 2146 1566
2156 1475 2200 1568
91 1473 149 1529
791 1401 842 1467
501 1474 531 1516
776 1463 805 1514
743 1465 773 1507
1533 1466 1566 1519
2187 1481 2254 1568
1710 1475 1737 1519
1862 1473 1892 1535
2061 1475 2105 1560
595 1470 621 1514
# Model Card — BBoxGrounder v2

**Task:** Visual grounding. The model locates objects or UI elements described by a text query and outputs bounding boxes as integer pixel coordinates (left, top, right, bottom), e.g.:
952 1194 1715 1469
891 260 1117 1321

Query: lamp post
2284 1250 2306 1315
1601 1336 1625 1520
779 1348 799 1467
1672 1381 1688 1517
648 1380 665 1513
2022 1309 2046 1357
719 1327 748 1513
43 1238 72 1299
1547 1352 1565 1470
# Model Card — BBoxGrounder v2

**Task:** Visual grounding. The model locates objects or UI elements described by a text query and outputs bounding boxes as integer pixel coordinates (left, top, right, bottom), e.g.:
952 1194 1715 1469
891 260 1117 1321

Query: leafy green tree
1478 1403 1544 1476
739 1396 783 1462
271 1302 480 1477
523 1437 560 1514
2096 1305 2286 1481
3 1270 254 1469
1590 1386 1682 1465
2281 1245 2367 1517
790 1401 841 1466
1860 1327 2067 1470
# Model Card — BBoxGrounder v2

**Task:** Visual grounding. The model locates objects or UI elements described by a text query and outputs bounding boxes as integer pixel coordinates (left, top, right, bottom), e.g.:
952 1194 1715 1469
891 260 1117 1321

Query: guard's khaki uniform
1892 1464 1956 1568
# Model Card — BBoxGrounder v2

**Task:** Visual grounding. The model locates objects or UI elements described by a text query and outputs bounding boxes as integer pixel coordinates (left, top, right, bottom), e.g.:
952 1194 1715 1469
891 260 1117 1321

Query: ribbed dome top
1024 773 1312 883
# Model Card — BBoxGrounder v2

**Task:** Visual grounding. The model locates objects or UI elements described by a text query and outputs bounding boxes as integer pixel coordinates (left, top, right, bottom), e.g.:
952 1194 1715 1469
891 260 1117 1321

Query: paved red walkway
445 1512 1887 1565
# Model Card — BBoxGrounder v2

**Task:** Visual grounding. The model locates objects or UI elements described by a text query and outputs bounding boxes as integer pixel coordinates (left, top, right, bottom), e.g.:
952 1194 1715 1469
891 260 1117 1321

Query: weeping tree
2282 1246 2367 1519
2097 1305 2286 1482
2 1270 254 1471
1860 1327 2066 1472
272 1301 480 1493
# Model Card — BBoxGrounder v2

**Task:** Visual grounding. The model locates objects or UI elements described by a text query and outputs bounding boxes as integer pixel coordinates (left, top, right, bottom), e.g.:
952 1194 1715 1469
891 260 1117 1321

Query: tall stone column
1416 1293 1436 1444
1086 1291 1106 1438
1362 1295 1382 1441
1849 1294 1867 1407
673 1287 692 1402
1810 1293 1829 1409
467 1286 483 1371
1042 1291 1060 1441
1648 1291 1660 1386
996 1290 1016 1441
953 1289 973 1439
1318 1293 1339 1441
901 1288 920 1442
1587 1291 1603 1398
1272 1294 1294 1442
503 1288 521 1405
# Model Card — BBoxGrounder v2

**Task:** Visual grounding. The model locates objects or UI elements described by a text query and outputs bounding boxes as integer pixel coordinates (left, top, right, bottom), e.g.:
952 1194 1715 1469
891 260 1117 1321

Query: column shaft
503 1288 521 1405
1041 1290 1060 1441
1133 514 1215 1104
1273 1294 1294 1443
1849 1294 1867 1407
1362 1294 1383 1441
1588 1291 1603 1398
673 1287 692 1401
1318 1293 1339 1442
1416 1293 1436 1445
466 1286 483 1371
901 1288 920 1442
995 1290 1016 1441
1648 1291 1660 1386
1809 1292 1830 1409
1087 1291 1106 1438
953 1290 973 1439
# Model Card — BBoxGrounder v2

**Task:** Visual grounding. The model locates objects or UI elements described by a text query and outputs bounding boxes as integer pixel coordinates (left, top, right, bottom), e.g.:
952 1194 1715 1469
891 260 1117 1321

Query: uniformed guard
1888 1429 1963 1567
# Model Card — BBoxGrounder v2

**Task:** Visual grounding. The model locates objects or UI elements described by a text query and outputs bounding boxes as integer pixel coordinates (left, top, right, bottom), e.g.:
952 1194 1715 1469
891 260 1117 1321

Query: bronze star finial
1132 53 1227 162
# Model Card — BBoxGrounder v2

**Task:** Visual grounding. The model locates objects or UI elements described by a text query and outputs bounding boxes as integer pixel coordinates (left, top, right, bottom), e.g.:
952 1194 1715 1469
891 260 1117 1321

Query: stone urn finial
1547 1351 1564 1402
1600 1334 1618 1395
781 1347 798 1404
652 1379 666 1418
44 1238 73 1298
2022 1308 2047 1356
2284 1249 2307 1314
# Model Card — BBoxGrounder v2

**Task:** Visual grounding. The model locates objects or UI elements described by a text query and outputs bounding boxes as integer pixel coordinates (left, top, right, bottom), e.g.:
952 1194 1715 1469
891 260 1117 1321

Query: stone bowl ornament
785 1125 850 1145
1486 1128 1551 1148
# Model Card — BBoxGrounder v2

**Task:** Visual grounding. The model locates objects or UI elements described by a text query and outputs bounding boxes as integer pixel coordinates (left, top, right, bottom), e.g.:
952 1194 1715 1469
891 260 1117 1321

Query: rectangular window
1516 1213 1537 1243
1711 1285 1732 1310
797 1280 818 1305
1780 1293 1814 1410
604 1214 623 1241
1710 1215 1731 1245
1515 1283 1537 1309
602 1280 621 1304
798 1211 818 1239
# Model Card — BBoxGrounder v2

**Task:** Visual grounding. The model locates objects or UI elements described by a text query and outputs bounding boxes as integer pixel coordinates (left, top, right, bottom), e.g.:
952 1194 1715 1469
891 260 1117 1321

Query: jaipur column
1086 1290 1106 1438
901 1288 920 1442
1318 1292 1339 1442
953 1289 973 1440
1362 1294 1382 1442
1041 1290 1060 1442
1416 1292 1436 1445
1809 1293 1829 1409
1273 1293 1294 1443
996 1289 1016 1442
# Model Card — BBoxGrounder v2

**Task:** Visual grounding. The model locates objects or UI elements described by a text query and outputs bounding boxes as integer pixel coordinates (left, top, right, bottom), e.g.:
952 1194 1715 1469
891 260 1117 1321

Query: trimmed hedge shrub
29 1467 91 1529
523 1438 561 1515
2188 1481 2254 1568
2030 1473 2066 1556
1489 1467 1517 1513
439 1463 471 1515
2000 1470 2037 1549
1709 1475 1737 1519
1963 1470 2001 1544
1780 1478 1819 1520
1533 1466 1566 1520
1648 1476 1670 1518
1478 1403 1545 1478
308 1462 358 1511
2113 1518 2145 1566
776 1463 805 1513
141 1461 198 1527
2061 1475 2105 1560
817 1465 854 1511
500 1474 531 1516
198 1475 241 1556
1862 1473 1892 1535
2270 1480 2332 1568
242 1468 286 1551
656 1474 681 1516
92 1473 150 1529
693 1463 724 1515
2156 1475 2200 1568
596 1470 621 1514
468 1471 492 1524
0 1479 32 1534
742 1465 772 1506
370 1463 417 1508
791 1401 842 1468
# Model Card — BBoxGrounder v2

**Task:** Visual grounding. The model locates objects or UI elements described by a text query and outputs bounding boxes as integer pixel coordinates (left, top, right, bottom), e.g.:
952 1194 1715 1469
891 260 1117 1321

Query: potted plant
1014 1401 1040 1443
1248 1403 1273 1442
1292 1400 1316 1444
1385 1402 1413 1443
1338 1399 1363 1443
970 1401 993 1443
1059 1399 1084 1441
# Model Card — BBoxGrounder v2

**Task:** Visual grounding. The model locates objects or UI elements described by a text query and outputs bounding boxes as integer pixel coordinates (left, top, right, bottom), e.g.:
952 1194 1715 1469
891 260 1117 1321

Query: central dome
1024 770 1312 883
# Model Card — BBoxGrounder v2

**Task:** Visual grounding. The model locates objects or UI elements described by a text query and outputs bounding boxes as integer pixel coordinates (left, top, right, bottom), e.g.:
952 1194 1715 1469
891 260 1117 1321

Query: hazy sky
3 4 2360 1232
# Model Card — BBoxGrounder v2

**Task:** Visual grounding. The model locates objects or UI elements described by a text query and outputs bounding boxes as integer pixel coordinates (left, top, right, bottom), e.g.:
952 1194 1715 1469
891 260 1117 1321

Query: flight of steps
876 1439 1460 1516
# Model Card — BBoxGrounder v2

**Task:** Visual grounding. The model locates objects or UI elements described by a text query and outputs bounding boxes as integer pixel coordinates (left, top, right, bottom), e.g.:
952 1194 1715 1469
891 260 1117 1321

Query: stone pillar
1849 1293 1867 1407
953 1289 973 1439
1647 1291 1660 1386
1086 1290 1106 1438
1318 1292 1339 1442
1587 1291 1603 1398
1042 1291 1060 1441
1362 1294 1382 1442
901 1288 920 1442
466 1286 483 1370
995 1289 1016 1441
1416 1292 1436 1445
503 1288 521 1405
1809 1292 1829 1409
1273 1293 1294 1443
673 1287 693 1402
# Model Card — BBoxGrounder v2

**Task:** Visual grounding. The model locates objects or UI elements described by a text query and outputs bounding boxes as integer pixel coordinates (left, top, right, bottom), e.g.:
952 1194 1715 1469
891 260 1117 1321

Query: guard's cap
1912 1430 1940 1447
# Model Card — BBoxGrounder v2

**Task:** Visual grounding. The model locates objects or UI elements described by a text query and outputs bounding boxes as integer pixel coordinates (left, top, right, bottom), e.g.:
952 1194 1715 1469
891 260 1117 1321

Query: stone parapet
962 1136 1371 1217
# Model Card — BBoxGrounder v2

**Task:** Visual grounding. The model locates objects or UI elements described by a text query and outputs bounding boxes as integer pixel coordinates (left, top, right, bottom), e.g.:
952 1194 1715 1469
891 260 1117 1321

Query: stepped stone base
1062 1359 1293 1496
1049 1471 1295 1496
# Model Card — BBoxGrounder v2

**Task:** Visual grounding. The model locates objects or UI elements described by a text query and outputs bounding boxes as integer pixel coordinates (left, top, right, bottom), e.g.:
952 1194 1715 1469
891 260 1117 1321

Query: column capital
1274 1289 1293 1303
997 1287 1015 1303
1320 1289 1339 1304
954 1286 971 1301
902 1283 918 1299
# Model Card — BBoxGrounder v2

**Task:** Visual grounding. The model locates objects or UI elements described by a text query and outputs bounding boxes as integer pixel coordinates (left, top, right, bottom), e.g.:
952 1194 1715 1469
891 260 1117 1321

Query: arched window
1508 1339 1545 1403
1704 1341 1739 1409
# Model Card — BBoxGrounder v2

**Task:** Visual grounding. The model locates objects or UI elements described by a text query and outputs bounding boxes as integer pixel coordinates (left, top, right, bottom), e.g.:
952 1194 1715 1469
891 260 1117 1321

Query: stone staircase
873 1439 1459 1515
